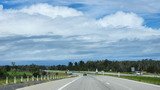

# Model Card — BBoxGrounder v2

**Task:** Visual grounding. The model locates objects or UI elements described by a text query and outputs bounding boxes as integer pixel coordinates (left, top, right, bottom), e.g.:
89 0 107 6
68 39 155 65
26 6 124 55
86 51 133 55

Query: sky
0 0 160 62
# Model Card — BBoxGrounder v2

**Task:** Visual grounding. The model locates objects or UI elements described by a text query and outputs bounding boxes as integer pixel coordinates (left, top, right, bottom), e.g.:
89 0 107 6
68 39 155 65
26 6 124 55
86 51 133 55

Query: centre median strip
99 73 160 85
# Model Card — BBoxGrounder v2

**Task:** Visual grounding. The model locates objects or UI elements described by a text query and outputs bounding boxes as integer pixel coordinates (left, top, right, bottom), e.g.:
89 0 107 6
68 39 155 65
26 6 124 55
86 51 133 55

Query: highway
17 75 160 90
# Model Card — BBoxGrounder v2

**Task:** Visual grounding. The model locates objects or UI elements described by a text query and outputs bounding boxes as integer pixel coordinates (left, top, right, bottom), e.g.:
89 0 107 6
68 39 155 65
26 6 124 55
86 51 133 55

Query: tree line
0 59 160 78
66 59 160 73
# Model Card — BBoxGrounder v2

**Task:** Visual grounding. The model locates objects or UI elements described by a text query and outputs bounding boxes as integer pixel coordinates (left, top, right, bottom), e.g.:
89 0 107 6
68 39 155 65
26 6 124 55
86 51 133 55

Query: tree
68 62 73 70
4 65 11 71
0 69 9 78
74 62 78 70
79 61 86 70
33 72 40 77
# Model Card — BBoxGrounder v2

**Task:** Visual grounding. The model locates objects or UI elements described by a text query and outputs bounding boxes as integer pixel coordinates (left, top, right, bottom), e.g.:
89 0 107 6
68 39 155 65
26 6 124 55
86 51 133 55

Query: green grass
0 79 5 85
99 74 160 85
7 71 33 76
45 70 67 73
0 71 32 85
120 75 160 85
0 71 69 85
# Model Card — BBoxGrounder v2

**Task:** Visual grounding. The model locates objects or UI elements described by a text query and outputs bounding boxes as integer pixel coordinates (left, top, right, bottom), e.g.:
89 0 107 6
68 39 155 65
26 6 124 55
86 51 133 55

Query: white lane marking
106 82 110 85
58 77 81 90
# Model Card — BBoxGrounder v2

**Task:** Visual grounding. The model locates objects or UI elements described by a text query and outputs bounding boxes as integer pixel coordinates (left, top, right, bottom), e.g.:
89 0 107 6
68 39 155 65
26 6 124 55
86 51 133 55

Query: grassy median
99 74 160 85
120 75 160 85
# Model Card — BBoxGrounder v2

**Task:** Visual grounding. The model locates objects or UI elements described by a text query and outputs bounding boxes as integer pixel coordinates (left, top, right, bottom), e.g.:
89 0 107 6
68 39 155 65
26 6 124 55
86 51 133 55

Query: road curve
17 75 160 90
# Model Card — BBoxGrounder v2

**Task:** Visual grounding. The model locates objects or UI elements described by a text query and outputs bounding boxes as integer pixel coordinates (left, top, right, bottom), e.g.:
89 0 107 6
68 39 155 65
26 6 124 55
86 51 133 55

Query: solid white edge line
58 76 82 90
125 78 160 88
106 82 110 85
105 75 160 88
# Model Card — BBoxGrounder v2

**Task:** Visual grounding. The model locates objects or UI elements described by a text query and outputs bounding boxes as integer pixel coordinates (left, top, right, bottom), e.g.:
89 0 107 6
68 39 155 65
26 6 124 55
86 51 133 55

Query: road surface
17 75 160 90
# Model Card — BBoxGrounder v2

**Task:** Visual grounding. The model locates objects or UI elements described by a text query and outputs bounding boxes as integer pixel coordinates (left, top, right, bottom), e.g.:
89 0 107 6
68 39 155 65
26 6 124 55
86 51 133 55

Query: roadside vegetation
0 63 69 85
66 59 160 74
100 74 160 85
120 75 160 85
1 59 160 85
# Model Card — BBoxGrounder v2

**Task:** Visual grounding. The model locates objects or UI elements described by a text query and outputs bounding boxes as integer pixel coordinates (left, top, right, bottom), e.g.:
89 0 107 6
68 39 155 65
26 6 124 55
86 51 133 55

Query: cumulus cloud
20 3 83 18
0 3 160 60
0 5 3 11
0 3 85 35
98 11 144 28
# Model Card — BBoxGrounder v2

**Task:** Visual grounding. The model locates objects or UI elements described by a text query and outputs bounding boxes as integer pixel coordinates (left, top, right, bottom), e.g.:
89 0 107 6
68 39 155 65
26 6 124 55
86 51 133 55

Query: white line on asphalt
113 82 132 90
106 82 110 85
58 77 81 90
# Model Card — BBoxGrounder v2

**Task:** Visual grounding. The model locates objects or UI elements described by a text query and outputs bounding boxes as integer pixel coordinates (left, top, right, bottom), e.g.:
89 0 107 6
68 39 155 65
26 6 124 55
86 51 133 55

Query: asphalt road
17 75 160 90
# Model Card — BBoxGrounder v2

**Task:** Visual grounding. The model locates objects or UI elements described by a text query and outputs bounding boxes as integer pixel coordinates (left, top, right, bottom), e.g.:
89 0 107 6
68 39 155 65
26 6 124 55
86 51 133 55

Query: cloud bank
0 3 160 60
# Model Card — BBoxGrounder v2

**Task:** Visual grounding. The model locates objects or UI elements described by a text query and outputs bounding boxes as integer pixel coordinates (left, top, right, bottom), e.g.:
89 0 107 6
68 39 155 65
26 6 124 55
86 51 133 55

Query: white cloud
0 3 160 60
3 0 160 19
0 3 160 41
20 3 83 18
98 11 144 28
0 3 84 35
0 5 3 11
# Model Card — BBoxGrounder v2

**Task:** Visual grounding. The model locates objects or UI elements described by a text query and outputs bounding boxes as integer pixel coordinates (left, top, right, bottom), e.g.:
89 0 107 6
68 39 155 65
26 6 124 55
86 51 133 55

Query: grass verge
99 74 160 85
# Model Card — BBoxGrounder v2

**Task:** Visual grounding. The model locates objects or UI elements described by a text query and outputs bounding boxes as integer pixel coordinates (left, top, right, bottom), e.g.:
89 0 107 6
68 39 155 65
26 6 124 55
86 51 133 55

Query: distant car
83 73 87 76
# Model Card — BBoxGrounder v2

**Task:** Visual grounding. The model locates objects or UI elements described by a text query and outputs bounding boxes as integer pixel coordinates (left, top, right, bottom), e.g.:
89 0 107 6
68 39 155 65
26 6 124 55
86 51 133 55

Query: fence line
1 75 67 85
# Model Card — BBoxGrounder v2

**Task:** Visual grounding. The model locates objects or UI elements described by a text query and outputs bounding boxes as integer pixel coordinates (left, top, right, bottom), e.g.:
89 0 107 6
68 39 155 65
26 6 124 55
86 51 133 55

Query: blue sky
0 0 160 62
